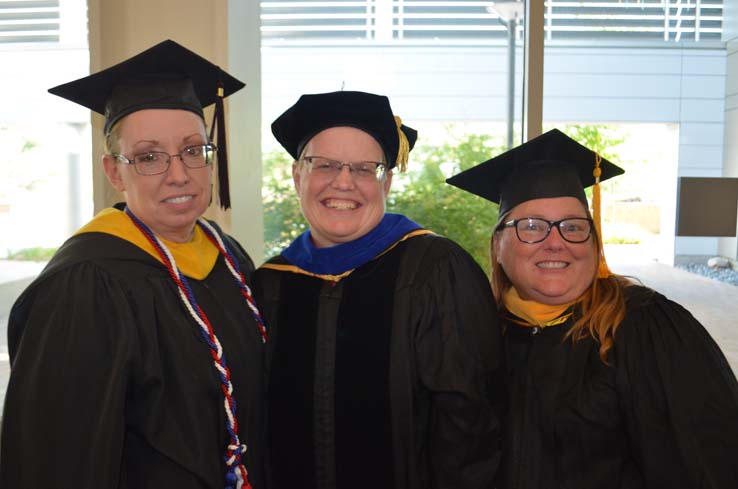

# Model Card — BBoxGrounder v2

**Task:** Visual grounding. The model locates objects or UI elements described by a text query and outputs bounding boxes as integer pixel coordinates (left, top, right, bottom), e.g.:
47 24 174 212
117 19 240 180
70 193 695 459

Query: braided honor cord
125 207 267 489
197 218 268 343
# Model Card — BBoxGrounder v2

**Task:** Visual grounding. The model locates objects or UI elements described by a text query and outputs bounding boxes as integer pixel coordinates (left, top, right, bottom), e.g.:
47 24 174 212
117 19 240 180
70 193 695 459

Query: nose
542 224 566 249
331 164 355 190
164 155 190 184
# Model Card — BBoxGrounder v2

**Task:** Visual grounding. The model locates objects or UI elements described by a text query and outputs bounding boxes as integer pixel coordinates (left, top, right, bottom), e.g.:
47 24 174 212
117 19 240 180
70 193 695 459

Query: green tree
388 131 506 273
558 124 625 197
262 149 307 258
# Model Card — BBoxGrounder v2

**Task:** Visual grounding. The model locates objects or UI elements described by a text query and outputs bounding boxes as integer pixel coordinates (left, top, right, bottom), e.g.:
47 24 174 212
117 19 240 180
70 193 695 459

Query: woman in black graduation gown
0 40 267 489
447 128 738 489
254 91 504 489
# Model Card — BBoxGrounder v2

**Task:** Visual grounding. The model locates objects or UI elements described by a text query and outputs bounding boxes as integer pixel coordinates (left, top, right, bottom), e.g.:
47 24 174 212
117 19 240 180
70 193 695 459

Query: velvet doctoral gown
1 207 267 489
254 215 505 489
499 284 738 489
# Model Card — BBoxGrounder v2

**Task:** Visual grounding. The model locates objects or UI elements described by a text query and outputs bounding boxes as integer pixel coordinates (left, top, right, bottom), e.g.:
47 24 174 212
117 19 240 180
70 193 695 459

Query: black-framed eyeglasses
301 156 387 182
502 217 593 244
113 143 217 176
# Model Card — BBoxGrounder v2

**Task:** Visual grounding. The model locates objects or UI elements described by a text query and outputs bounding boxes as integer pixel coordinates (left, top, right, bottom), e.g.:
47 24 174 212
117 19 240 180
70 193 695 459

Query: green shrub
603 236 641 245
7 247 57 261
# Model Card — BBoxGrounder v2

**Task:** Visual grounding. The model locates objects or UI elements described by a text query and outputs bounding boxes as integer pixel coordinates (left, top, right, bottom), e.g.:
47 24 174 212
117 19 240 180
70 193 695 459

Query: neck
160 227 196 243
138 218 196 244
503 286 575 327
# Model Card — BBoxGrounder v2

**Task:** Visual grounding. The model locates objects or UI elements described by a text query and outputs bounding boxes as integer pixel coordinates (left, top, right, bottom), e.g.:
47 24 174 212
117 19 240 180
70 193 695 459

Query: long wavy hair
490 212 633 363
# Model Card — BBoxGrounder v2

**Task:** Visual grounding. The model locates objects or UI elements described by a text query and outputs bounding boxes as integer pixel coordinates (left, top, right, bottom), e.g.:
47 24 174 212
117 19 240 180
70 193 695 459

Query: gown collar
281 213 424 276
74 206 218 280
502 287 575 328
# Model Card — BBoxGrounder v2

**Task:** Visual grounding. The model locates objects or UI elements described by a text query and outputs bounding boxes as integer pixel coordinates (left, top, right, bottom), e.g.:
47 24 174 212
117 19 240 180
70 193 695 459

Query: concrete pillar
86 0 263 261
721 0 738 260
523 0 544 142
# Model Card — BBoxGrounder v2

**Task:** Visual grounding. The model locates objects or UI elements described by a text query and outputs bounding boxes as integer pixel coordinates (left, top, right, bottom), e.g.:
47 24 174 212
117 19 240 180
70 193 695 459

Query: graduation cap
271 90 418 171
48 39 245 209
447 129 624 276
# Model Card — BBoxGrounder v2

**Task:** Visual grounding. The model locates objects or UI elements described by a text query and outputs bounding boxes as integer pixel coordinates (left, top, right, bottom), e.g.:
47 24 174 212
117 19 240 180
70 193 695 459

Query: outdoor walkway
0 251 737 415
608 256 738 376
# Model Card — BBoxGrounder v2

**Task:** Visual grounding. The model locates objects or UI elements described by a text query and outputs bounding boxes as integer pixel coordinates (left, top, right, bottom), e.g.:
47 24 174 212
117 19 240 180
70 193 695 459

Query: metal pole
507 18 516 149
524 0 544 141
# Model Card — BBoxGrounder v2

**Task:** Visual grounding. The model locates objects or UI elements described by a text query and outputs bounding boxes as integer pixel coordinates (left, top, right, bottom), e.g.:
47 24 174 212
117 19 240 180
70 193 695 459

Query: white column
227 0 264 262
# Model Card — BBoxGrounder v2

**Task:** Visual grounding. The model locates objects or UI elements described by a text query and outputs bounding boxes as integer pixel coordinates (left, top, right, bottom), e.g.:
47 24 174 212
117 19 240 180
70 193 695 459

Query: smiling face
494 196 597 305
102 109 212 243
293 126 392 248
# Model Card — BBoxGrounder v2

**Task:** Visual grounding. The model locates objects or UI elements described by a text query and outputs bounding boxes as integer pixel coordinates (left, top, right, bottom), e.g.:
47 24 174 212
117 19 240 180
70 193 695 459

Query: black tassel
210 78 231 210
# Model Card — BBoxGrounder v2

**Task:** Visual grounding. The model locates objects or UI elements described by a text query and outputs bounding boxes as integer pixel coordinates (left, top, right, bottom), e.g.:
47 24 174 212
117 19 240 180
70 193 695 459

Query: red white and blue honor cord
125 207 267 489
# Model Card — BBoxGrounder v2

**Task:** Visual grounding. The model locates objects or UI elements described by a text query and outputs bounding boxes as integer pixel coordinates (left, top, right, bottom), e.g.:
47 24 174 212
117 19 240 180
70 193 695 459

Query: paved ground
608 256 738 376
0 249 736 415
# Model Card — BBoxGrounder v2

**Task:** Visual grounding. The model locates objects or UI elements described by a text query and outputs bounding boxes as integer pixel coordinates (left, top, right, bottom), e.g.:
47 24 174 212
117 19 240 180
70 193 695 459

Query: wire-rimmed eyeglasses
301 156 387 182
113 143 216 176
501 217 593 244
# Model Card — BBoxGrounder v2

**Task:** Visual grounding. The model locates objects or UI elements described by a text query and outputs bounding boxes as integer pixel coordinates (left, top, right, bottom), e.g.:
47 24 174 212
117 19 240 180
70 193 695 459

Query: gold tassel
394 115 410 173
592 152 611 278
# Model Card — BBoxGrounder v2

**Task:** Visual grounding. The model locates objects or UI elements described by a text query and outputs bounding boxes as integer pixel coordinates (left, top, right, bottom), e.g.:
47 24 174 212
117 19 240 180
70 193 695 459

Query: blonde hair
104 122 122 155
490 217 632 363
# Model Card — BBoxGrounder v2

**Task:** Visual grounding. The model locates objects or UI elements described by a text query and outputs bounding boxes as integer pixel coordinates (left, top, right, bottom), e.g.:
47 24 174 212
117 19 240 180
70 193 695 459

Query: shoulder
262 254 290 266
615 283 727 364
403 233 476 264
622 283 659 310
8 235 145 348
620 283 691 323
252 255 292 304
16 233 142 295
40 232 152 281
612 285 738 430
13 232 169 317
396 233 488 287
254 254 290 276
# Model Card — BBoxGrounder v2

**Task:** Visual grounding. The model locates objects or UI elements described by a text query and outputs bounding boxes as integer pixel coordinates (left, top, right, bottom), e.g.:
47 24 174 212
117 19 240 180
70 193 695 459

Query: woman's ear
492 232 503 264
292 161 302 193
382 170 393 198
103 154 125 192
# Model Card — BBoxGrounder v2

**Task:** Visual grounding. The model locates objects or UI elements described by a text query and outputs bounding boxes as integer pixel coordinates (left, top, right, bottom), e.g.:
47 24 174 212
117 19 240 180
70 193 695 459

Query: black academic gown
254 233 505 489
500 284 738 489
1 226 266 488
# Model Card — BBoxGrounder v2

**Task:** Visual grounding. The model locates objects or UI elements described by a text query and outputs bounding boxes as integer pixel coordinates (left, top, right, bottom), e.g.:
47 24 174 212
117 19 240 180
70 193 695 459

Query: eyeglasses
113 143 217 176
301 156 387 182
502 217 593 244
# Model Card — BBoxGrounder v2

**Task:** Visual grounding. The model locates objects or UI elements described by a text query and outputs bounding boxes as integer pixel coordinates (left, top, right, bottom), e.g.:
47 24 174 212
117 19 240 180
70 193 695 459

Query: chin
324 231 361 244
542 296 576 306
532 288 579 305
163 211 201 228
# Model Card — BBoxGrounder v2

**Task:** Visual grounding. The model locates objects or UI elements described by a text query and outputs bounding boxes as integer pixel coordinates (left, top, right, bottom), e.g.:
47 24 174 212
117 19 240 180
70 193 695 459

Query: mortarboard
271 90 418 171
48 39 244 209
446 129 623 216
447 128 625 277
